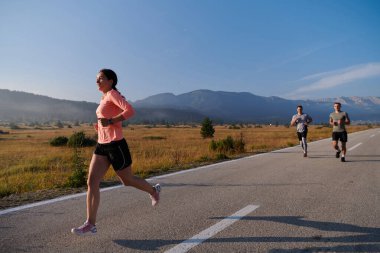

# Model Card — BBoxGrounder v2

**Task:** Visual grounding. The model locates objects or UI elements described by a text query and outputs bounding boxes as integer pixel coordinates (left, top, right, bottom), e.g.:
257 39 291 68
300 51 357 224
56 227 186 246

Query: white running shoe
150 184 161 207
71 221 97 236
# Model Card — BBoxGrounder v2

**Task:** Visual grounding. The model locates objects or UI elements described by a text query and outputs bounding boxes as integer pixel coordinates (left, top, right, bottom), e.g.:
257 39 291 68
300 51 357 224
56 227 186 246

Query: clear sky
1 0 379 103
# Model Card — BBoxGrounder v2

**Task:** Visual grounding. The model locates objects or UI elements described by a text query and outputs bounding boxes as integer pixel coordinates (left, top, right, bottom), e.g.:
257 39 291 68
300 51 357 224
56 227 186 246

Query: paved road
1 128 379 252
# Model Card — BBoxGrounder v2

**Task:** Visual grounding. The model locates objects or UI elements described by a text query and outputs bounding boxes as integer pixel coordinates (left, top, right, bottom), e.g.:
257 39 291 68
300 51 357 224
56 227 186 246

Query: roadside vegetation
0 123 376 207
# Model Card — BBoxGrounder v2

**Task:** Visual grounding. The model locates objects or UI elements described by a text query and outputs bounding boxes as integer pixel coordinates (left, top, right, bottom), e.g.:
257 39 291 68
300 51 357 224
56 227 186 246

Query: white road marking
348 142 362 152
164 205 259 253
370 134 375 138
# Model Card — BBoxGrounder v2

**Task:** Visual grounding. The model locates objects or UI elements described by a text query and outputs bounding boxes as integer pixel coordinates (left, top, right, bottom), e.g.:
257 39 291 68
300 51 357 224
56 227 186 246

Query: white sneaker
150 184 161 206
71 221 97 236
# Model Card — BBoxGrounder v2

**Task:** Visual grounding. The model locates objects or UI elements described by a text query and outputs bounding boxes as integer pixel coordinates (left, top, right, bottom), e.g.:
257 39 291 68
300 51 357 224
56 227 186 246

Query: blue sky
1 0 379 103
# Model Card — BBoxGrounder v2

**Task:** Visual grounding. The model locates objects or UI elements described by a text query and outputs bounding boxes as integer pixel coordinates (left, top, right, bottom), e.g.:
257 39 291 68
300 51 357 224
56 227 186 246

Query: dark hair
297 105 303 109
334 102 341 106
99 69 118 91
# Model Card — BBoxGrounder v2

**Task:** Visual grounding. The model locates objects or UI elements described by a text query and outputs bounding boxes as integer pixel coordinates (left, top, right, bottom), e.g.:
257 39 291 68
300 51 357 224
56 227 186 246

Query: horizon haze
1 88 379 124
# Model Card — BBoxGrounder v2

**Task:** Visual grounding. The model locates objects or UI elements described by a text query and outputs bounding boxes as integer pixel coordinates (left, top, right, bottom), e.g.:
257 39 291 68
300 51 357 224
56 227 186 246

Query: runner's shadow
114 216 380 251
307 156 333 159
114 236 380 252
271 151 301 154
349 155 380 157
160 182 322 188
226 216 380 235
269 244 380 252
343 160 380 163
114 238 181 251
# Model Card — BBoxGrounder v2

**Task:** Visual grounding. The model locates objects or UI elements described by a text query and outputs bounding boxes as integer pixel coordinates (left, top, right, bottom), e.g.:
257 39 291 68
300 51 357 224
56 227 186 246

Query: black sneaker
341 157 345 162
336 151 341 158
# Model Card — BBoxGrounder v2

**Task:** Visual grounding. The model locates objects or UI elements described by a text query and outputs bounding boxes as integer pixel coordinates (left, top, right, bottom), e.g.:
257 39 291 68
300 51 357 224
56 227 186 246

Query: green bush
67 131 96 147
50 136 68 146
67 147 87 188
216 153 229 160
209 134 245 154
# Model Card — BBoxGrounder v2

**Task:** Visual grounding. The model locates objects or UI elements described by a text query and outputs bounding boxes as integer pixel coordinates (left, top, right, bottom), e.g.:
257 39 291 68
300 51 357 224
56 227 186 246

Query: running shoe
335 150 341 158
341 157 345 162
71 221 97 236
150 184 161 207
303 152 307 157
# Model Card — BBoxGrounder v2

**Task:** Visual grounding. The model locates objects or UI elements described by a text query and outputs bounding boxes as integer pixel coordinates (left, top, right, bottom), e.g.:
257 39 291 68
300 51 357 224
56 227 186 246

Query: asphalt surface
1 128 379 253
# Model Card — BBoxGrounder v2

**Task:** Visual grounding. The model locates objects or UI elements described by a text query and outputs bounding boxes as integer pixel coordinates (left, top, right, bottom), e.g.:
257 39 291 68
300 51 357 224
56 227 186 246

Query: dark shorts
94 138 132 171
297 129 308 141
332 131 348 142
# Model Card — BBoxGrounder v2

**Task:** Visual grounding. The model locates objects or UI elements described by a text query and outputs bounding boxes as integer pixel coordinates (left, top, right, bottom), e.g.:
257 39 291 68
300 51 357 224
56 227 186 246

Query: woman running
71 69 161 236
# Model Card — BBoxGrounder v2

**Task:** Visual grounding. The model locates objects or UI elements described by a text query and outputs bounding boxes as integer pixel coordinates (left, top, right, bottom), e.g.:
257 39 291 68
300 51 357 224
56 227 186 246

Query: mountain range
133 90 380 123
1 88 379 124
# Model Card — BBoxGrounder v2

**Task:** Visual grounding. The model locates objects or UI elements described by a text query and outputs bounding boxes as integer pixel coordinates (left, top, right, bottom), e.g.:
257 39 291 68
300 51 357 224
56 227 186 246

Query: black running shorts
332 131 348 142
94 138 132 171
297 129 308 141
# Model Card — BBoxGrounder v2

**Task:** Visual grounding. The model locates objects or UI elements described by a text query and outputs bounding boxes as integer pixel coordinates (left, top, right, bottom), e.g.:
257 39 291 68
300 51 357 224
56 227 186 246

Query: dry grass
0 124 374 198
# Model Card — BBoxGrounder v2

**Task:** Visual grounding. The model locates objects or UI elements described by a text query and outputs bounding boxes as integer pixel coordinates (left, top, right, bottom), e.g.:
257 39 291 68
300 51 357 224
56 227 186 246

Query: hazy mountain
0 89 205 124
135 89 380 123
1 89 379 124
0 89 97 123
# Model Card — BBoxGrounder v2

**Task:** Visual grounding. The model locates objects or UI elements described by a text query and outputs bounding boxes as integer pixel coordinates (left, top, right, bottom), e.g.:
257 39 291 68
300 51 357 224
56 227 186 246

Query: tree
201 117 215 138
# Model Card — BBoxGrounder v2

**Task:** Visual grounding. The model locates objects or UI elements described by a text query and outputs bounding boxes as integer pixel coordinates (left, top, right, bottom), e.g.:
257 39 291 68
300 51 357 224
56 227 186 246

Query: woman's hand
98 118 112 127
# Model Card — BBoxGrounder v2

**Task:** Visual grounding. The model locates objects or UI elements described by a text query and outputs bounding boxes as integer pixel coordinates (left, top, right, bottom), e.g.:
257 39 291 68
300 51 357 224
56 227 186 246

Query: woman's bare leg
116 166 155 195
87 154 110 225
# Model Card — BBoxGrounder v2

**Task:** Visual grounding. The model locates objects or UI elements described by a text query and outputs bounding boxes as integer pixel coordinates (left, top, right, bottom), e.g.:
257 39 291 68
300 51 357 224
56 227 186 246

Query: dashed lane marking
164 205 260 253
348 142 362 152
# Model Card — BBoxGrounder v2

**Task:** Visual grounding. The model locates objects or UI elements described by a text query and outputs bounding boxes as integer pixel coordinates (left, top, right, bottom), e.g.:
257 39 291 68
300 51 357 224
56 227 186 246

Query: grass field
0 124 375 203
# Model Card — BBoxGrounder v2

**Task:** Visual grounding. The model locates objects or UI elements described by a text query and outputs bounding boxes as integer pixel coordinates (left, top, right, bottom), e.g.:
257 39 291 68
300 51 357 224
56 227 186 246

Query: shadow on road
160 182 322 188
269 244 380 252
113 216 380 252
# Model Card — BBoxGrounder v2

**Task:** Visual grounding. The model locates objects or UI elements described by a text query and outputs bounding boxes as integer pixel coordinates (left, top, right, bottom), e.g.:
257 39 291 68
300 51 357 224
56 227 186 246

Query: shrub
234 133 245 153
67 131 96 147
67 147 87 188
216 153 229 160
209 134 245 154
50 136 68 146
